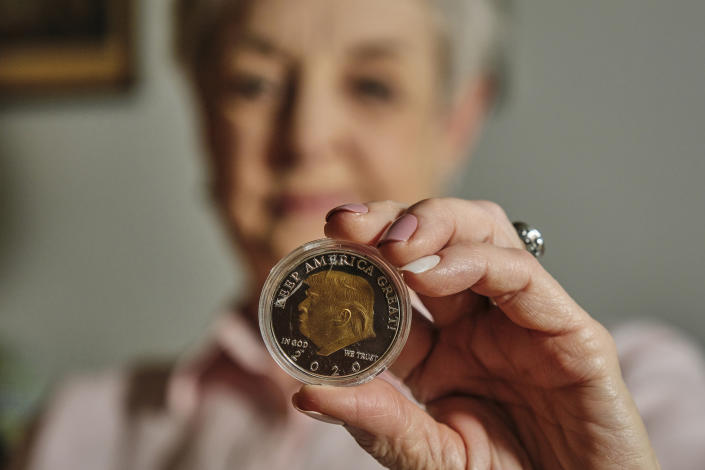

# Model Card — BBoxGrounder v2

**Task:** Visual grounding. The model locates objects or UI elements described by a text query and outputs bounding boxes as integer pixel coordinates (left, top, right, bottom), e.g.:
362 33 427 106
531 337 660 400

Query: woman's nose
276 69 343 167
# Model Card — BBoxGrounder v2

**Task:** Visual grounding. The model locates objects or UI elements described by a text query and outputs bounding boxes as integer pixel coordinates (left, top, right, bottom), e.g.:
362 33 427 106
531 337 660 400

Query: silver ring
513 222 545 258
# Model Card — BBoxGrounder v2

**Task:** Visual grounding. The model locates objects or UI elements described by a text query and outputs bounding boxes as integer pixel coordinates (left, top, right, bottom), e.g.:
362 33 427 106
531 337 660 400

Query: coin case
259 238 411 386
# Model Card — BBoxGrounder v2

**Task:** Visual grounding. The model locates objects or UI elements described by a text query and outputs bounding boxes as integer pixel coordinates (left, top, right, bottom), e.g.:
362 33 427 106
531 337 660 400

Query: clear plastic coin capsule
259 238 411 386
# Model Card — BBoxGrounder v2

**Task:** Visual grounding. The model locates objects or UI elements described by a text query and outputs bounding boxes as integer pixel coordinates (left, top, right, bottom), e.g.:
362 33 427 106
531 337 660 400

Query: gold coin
259 239 411 386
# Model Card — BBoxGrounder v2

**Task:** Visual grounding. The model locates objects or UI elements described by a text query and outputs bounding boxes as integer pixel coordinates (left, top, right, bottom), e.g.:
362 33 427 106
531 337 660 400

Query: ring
513 222 545 258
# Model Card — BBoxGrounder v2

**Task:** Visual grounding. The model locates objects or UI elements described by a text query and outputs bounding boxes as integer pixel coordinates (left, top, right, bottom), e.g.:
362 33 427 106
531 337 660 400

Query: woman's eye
350 77 395 103
226 74 278 101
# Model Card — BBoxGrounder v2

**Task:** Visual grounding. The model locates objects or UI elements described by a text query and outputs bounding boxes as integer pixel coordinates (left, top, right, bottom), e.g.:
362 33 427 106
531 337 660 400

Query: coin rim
259 238 412 386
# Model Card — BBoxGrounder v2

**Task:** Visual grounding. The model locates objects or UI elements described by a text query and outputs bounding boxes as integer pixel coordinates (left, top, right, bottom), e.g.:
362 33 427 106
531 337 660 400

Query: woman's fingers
325 198 522 254
324 200 407 244
377 198 524 266
292 379 466 470
326 197 585 333
402 242 586 334
293 380 532 469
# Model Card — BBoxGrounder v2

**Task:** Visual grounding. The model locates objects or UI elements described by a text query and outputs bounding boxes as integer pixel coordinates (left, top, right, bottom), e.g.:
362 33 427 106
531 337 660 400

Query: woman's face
204 0 467 274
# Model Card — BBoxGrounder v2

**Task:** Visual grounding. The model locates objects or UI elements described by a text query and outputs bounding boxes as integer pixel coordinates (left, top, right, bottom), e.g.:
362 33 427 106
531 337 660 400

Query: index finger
324 200 407 245
378 198 524 267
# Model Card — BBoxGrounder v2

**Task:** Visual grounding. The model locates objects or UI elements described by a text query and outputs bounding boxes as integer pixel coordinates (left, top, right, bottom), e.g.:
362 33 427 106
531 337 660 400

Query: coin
259 239 411 386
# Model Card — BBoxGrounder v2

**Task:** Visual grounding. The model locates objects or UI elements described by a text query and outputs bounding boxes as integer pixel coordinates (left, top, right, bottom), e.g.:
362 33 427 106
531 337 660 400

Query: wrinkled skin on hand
293 198 660 470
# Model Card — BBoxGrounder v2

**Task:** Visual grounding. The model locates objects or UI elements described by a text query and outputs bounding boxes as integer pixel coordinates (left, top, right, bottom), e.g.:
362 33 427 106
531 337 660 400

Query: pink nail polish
379 214 418 244
325 203 369 221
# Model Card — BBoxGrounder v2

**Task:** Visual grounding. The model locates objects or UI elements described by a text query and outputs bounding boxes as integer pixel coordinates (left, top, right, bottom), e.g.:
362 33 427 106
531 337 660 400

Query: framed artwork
0 0 134 95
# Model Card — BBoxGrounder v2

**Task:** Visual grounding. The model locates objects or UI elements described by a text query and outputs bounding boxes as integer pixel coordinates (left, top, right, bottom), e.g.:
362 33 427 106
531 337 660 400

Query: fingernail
292 402 345 425
400 255 440 274
379 214 418 245
325 203 369 221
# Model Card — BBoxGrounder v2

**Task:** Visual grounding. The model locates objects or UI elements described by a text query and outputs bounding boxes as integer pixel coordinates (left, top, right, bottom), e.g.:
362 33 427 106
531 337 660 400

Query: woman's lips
277 193 356 216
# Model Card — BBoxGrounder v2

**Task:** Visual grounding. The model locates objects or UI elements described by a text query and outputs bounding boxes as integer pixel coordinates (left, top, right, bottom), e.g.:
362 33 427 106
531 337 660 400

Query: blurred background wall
1 0 704 427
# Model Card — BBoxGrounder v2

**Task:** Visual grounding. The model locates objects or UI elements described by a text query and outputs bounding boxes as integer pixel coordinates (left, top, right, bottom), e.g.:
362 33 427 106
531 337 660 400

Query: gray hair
432 0 511 102
174 0 511 102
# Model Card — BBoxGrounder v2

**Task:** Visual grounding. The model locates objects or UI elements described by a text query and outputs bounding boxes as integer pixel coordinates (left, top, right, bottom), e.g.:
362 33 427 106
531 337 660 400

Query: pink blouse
10 312 705 470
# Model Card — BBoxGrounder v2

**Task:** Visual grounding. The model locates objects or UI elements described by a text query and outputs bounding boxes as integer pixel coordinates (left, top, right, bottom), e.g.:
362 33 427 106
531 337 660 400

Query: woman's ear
439 75 496 175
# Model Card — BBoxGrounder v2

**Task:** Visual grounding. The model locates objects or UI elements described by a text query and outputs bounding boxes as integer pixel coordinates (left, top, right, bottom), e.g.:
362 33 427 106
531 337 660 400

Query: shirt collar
167 309 288 416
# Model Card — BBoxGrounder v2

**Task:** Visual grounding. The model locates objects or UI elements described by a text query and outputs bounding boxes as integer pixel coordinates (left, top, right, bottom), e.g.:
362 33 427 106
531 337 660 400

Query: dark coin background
269 250 402 379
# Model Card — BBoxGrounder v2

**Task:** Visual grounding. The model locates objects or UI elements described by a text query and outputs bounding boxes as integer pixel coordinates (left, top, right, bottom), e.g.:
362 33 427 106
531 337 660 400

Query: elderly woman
11 0 705 469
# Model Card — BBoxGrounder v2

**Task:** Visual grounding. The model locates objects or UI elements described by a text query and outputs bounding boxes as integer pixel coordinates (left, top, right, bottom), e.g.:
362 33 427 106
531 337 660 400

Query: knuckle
475 199 509 222
572 322 619 378
512 246 538 267
411 197 442 212
587 320 619 360
411 197 454 224
534 323 615 386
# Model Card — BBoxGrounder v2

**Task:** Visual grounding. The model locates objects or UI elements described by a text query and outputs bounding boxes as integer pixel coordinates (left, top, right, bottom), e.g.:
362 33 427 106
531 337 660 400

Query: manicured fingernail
292 401 345 425
400 255 440 274
325 203 369 221
379 214 418 245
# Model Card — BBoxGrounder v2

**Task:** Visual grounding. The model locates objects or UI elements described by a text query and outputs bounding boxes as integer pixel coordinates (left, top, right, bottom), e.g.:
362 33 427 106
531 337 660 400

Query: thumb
292 378 464 470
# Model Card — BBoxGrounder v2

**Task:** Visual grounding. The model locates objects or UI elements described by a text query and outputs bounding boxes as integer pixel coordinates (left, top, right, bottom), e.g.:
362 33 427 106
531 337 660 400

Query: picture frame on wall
0 0 134 95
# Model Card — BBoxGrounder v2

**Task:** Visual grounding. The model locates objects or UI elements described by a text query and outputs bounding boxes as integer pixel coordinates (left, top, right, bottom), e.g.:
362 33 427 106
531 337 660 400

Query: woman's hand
293 198 659 470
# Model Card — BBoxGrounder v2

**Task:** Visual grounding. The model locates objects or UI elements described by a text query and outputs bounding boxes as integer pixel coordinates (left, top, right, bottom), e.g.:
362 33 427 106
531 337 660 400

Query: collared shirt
14 311 387 470
11 311 705 470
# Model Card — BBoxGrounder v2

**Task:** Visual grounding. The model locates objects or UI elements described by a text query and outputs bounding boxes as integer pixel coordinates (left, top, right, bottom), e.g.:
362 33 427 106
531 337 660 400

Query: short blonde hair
173 0 511 101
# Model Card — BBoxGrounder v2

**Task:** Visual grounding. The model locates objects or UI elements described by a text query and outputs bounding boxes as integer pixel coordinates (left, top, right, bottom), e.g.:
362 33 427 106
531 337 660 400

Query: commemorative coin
259 239 411 386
